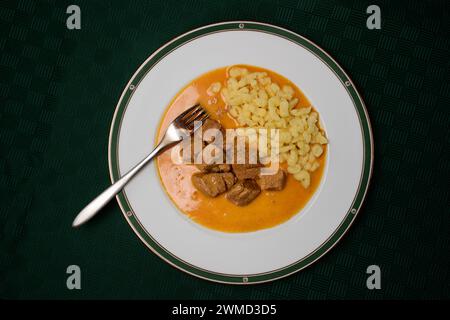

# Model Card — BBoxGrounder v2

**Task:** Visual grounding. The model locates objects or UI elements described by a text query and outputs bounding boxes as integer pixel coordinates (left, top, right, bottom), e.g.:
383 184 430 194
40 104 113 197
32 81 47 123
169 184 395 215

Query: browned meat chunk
258 169 286 191
225 179 261 206
202 118 222 132
196 163 231 173
224 137 262 180
222 173 236 189
191 172 236 197
195 118 223 144
232 164 262 180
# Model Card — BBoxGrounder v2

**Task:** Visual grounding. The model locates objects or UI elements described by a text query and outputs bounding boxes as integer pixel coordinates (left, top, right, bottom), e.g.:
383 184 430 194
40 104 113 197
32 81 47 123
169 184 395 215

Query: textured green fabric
0 0 449 299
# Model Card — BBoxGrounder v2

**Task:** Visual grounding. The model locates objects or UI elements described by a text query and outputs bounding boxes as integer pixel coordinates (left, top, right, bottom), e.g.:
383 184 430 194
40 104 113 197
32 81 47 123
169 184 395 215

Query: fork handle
72 138 179 227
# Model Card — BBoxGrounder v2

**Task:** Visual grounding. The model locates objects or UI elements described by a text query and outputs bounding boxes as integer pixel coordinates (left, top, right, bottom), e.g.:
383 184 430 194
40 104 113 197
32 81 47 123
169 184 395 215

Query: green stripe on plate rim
108 21 374 284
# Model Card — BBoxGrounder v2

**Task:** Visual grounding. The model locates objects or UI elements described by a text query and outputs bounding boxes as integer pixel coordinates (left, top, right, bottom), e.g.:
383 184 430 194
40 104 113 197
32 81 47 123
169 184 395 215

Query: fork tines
176 104 209 129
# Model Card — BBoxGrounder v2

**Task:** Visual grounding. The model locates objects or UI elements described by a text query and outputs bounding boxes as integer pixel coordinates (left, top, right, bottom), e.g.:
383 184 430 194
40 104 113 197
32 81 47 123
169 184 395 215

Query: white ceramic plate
108 21 373 284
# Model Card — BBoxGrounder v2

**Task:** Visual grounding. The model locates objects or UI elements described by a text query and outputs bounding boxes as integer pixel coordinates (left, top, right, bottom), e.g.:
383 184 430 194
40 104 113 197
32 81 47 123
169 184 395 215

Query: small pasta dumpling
299 155 308 166
270 83 280 94
259 77 271 86
238 87 249 94
229 106 241 118
304 162 312 171
287 164 302 174
279 145 293 153
288 149 298 164
227 78 239 90
316 133 328 144
256 107 267 117
275 118 287 129
254 97 267 108
249 79 258 88
229 67 246 78
282 85 294 99
238 78 248 88
280 99 290 117
311 144 323 158
289 126 299 137
308 161 320 172
289 98 299 108
298 142 310 156
291 106 311 117
302 131 312 144
268 96 280 108
207 82 221 96
294 170 311 188
279 130 292 144
258 89 268 100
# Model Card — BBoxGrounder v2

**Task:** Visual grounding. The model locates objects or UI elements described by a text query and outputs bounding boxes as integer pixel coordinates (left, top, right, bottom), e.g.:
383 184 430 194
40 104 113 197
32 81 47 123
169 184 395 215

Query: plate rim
108 21 374 284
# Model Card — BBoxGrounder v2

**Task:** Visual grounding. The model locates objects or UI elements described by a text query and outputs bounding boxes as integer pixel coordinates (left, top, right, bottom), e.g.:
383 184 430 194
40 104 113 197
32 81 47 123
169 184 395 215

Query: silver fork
72 104 208 228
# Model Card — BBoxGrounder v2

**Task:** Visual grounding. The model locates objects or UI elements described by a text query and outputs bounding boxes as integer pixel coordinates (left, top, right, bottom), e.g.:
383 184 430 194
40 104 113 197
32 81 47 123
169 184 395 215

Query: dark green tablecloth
0 0 449 299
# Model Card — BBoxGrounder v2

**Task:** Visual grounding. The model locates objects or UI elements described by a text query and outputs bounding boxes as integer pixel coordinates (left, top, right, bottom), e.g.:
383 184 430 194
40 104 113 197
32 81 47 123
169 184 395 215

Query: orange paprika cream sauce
156 65 326 233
